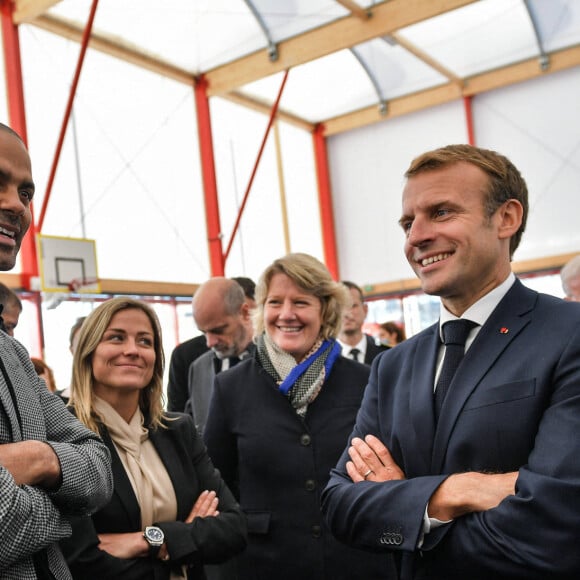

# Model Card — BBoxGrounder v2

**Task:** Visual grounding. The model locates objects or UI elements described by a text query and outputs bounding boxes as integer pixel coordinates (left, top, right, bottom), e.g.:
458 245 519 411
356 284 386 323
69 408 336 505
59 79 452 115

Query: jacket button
300 434 311 446
305 479 316 491
379 531 404 546
311 525 321 538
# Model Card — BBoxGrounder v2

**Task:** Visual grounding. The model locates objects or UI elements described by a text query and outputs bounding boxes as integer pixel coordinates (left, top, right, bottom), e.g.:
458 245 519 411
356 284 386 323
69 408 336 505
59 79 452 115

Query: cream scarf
93 397 177 527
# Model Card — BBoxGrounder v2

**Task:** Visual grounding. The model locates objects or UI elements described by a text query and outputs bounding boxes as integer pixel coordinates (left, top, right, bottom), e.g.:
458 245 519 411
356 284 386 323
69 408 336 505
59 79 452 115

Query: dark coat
323 280 580 579
167 335 209 412
364 333 390 365
61 412 246 580
204 354 396 580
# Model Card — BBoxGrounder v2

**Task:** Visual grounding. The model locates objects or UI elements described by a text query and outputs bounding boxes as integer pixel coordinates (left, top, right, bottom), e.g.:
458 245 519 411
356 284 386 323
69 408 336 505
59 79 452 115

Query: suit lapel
407 324 439 476
102 428 143 530
431 280 536 472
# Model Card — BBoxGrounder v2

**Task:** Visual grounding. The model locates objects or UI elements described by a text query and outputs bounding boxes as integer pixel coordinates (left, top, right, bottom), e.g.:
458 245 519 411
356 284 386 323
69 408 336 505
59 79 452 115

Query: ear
496 199 523 241
363 303 369 317
240 302 251 321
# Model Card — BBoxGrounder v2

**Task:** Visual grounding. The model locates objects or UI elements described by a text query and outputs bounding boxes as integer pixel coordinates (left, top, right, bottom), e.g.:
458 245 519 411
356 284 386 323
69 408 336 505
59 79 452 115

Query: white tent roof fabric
2 0 579 288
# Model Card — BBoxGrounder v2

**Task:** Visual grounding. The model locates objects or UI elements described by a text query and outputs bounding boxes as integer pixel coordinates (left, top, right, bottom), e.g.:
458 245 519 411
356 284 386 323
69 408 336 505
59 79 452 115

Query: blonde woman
204 253 395 579
61 297 246 579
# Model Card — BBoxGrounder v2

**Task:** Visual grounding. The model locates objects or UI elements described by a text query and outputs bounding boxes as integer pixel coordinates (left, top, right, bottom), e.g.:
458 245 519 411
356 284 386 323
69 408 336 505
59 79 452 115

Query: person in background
56 315 87 403
322 144 580 579
61 297 246 579
0 121 113 578
560 254 580 302
338 280 388 364
31 356 58 392
204 253 395 580
178 278 255 435
69 315 87 355
377 320 407 347
0 281 22 336
167 277 255 414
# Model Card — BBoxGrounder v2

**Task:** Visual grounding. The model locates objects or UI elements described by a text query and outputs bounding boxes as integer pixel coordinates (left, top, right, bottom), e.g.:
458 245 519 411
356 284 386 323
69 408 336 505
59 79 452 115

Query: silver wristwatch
143 525 164 557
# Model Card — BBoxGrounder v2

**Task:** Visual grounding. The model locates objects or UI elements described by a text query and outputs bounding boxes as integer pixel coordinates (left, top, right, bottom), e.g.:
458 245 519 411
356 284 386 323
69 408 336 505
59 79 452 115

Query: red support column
312 124 339 280
463 96 475 146
224 69 289 262
1 0 38 288
1 1 43 356
194 75 224 276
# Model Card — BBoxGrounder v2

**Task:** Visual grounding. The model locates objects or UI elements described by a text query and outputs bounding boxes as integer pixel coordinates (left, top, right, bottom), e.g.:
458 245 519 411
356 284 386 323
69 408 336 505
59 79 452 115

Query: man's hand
185 489 219 523
346 434 405 483
98 532 149 559
428 471 518 521
0 440 61 488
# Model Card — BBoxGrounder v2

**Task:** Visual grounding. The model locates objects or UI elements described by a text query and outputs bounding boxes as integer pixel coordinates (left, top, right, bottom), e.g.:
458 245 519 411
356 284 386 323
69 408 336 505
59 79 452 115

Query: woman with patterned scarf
204 253 396 580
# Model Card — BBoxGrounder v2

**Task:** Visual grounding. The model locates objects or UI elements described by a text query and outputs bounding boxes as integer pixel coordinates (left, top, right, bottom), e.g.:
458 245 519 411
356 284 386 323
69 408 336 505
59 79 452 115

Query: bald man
183 278 255 434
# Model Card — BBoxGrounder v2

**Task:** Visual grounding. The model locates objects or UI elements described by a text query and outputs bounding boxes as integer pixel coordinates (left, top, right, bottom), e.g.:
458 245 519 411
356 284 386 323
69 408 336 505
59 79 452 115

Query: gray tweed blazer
0 332 113 579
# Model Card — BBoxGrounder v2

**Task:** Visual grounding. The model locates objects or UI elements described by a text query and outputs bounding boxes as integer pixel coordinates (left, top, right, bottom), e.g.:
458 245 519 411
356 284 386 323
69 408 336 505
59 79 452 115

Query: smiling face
92 308 156 406
400 162 521 316
0 129 34 271
264 272 323 361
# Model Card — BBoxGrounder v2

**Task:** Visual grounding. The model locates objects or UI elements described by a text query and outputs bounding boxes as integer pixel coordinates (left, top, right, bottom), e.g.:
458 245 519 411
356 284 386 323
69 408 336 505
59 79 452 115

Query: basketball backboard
37 234 100 293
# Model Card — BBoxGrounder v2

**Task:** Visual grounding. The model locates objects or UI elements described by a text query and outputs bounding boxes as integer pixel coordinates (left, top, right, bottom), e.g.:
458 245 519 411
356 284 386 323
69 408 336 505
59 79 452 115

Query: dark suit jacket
61 412 246 580
167 335 209 412
322 280 580 579
204 354 396 580
364 333 389 365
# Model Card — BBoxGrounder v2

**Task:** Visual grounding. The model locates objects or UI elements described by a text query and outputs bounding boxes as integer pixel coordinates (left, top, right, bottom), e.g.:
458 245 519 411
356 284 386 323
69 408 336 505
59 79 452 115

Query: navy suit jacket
61 413 246 580
322 280 580 579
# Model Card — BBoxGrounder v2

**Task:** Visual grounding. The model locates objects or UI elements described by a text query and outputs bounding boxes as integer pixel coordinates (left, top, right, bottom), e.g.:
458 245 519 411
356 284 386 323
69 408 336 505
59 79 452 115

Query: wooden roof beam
323 43 580 136
204 0 478 96
334 0 372 20
12 0 61 23
223 91 315 132
389 31 463 86
363 252 576 299
30 13 195 85
27 14 316 132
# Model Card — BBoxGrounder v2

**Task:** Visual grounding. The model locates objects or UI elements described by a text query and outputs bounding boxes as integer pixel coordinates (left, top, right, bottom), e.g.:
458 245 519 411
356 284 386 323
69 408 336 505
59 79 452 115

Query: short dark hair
341 280 364 302
405 144 528 258
0 282 22 311
231 276 256 301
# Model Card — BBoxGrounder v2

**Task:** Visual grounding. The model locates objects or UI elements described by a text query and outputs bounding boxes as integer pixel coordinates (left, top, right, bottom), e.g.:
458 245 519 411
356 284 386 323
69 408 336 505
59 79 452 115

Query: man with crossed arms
322 144 580 579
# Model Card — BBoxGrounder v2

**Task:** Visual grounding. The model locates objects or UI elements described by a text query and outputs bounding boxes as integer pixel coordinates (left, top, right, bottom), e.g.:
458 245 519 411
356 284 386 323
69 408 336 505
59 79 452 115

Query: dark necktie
434 319 477 420
350 348 361 362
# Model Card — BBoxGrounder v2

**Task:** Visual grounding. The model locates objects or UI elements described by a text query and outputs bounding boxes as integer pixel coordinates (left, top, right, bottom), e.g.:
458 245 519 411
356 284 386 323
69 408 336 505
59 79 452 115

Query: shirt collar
338 334 367 358
439 272 516 338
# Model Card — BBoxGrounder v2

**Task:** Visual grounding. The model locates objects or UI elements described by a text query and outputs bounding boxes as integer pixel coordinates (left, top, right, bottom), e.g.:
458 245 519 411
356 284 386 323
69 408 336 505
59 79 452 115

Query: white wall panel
327 100 467 286
474 67 580 261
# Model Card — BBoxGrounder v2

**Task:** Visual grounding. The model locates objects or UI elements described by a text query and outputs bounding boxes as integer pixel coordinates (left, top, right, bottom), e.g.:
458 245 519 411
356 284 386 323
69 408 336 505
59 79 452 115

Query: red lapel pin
500 327 509 334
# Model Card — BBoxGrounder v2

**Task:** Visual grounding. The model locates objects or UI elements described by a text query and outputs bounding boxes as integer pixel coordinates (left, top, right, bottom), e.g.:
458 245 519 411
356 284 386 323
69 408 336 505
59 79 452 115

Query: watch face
146 527 164 543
